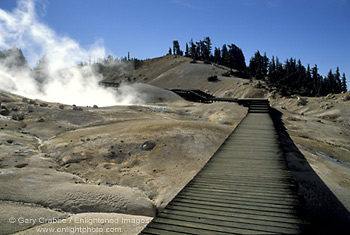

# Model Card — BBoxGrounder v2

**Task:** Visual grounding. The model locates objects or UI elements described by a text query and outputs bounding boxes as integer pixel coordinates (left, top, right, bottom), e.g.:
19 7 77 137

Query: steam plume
0 0 142 106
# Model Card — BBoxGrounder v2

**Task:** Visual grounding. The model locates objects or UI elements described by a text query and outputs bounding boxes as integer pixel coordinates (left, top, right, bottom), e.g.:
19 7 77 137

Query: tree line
168 37 348 96
249 51 347 96
169 37 247 76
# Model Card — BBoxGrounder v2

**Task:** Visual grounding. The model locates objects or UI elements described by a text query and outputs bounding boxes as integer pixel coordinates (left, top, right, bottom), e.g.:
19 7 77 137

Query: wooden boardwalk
141 99 306 234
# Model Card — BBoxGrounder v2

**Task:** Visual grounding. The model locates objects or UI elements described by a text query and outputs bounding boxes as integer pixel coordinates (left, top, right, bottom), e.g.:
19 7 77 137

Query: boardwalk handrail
99 81 120 87
170 89 268 107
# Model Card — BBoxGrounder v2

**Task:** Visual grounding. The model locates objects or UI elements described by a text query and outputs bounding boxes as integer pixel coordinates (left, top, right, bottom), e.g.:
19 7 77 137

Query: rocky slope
270 92 350 211
0 86 247 234
1 54 349 234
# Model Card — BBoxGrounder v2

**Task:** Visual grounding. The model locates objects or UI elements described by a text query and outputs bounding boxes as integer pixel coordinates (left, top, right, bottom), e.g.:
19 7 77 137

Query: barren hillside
0 83 247 234
1 55 349 234
131 55 350 215
105 55 269 99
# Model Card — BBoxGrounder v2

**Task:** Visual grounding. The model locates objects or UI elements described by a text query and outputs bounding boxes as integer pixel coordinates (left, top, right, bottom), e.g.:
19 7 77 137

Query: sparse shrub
207 75 219 82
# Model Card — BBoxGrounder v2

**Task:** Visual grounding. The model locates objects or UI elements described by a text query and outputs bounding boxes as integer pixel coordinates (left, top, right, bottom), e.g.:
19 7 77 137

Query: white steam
0 0 143 106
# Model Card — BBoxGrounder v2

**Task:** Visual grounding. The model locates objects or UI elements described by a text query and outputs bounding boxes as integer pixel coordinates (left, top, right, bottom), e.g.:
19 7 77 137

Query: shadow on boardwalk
270 108 350 234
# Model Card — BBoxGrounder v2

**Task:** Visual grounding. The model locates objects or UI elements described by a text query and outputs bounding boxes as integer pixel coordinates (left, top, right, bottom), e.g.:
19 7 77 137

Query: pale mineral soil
136 55 350 214
1 54 349 234
270 92 350 212
0 88 247 235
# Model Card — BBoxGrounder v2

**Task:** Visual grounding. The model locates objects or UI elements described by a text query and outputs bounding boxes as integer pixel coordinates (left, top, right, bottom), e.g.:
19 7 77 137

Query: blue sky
0 0 349 87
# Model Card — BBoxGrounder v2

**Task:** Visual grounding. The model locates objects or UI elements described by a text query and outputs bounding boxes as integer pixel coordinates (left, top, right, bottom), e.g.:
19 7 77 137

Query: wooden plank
161 208 301 233
172 197 298 215
180 186 299 200
149 217 273 234
157 213 300 234
141 99 306 234
178 190 299 206
166 204 303 225
174 194 297 210
168 200 301 220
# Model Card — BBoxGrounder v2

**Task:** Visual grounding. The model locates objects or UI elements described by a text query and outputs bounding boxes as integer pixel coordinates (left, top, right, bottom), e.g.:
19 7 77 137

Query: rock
28 106 35 112
12 107 19 111
343 94 350 101
0 168 156 217
18 113 25 120
0 201 67 235
141 141 156 151
22 98 28 103
326 93 335 99
38 117 45 122
40 103 48 107
322 104 333 110
0 109 9 116
61 154 88 165
73 105 83 111
15 163 28 168
0 106 10 116
287 116 299 121
103 164 112 170
29 100 37 105
297 97 308 106
12 113 25 121
59 105 64 109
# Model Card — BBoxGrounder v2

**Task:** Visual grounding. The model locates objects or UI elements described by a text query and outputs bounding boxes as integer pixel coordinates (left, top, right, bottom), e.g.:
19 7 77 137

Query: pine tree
195 40 204 60
311 65 322 96
221 44 228 66
296 59 306 94
214 47 221 64
325 69 335 95
202 37 212 62
228 44 246 72
189 39 196 61
262 53 269 78
267 56 277 86
249 51 268 80
341 73 347 92
306 64 313 96
172 40 183 56
334 67 342 93
267 56 275 82
185 43 189 57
